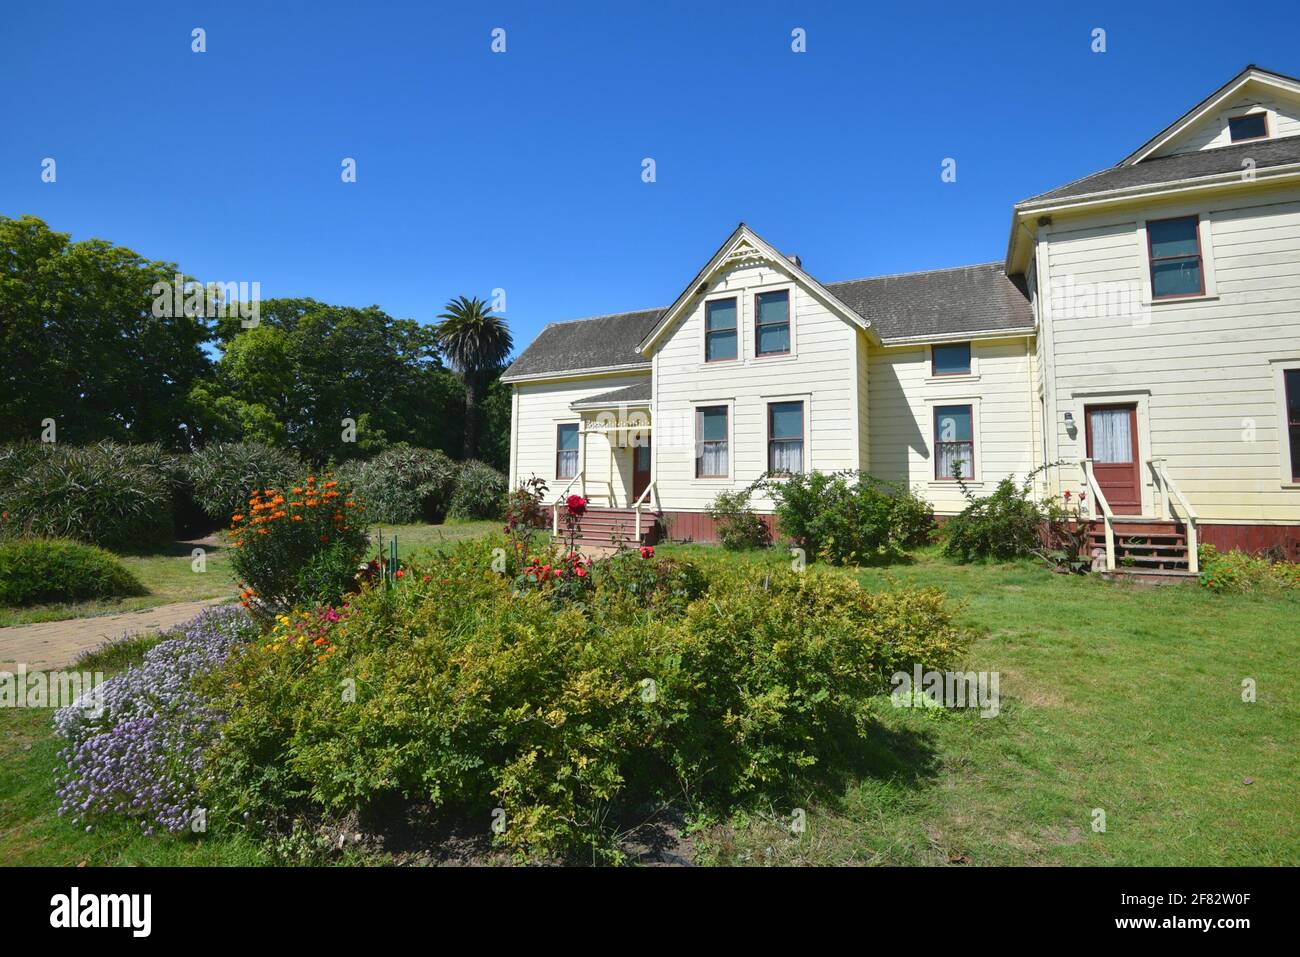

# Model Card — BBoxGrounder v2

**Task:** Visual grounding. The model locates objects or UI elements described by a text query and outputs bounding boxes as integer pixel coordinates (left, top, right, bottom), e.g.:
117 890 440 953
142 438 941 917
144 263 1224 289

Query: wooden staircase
1089 519 1198 583
553 506 660 550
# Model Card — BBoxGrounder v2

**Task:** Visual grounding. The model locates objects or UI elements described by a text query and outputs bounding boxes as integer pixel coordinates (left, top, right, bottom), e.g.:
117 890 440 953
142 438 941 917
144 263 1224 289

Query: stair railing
1079 459 1116 571
1148 458 1199 573
552 472 584 535
632 480 658 540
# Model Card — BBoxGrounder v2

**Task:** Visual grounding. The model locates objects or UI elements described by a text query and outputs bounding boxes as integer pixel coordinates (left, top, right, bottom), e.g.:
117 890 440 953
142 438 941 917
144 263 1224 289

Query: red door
632 439 651 501
1085 404 1141 515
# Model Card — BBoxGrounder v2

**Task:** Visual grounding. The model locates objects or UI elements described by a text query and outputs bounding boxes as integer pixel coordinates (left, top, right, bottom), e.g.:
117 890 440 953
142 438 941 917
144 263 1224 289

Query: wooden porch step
1101 567 1199 585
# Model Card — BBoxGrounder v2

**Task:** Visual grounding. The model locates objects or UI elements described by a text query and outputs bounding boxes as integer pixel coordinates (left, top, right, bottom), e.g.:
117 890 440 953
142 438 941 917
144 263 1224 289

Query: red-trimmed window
556 423 579 479
755 290 791 356
695 406 728 477
704 298 737 362
934 405 974 480
1286 369 1300 483
932 342 971 376
767 401 804 473
1147 216 1204 300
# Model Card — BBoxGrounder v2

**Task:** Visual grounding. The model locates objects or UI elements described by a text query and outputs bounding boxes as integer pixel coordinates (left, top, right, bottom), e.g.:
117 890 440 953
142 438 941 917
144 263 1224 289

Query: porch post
579 417 588 499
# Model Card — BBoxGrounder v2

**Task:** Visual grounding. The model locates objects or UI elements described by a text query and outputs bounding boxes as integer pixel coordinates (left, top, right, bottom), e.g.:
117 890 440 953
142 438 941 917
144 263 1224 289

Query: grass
659 544 1300 866
0 520 499 628
3 537 1296 866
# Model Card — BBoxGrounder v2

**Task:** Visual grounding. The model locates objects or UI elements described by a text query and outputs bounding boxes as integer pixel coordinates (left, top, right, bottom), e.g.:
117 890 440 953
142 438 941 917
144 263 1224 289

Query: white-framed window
1228 111 1269 143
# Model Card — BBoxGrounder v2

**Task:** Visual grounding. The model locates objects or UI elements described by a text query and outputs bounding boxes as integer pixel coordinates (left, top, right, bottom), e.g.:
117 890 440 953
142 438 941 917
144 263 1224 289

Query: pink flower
1079 491 1087 501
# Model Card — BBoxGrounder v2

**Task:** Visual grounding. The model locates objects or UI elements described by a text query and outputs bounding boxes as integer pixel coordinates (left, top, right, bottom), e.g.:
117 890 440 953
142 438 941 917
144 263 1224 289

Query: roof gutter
499 362 652 385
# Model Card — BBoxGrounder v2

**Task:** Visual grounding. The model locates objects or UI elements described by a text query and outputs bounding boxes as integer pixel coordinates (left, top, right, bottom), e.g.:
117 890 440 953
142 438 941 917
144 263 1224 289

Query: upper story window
934 404 974 480
704 298 737 362
1228 112 1269 143
556 423 579 479
695 405 729 477
932 342 971 376
767 401 804 473
754 289 791 356
1147 216 1204 299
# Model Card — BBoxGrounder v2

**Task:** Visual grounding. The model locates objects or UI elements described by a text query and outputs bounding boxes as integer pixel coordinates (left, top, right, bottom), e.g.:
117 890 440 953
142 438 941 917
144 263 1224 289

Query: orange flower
231 513 245 522
292 515 303 522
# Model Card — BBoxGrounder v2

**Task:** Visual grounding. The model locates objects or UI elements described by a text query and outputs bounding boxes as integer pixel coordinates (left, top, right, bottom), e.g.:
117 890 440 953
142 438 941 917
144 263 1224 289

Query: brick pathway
0 598 228 672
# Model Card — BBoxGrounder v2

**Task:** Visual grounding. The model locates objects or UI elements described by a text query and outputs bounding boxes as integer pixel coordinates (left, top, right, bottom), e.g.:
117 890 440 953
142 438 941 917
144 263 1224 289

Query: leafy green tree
207 298 462 461
432 296 513 459
0 215 212 448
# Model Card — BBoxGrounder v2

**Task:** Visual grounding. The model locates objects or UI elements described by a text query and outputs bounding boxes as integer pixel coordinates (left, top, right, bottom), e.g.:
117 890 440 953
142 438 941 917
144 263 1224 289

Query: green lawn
0 520 499 628
2 541 1296 866
659 545 1300 866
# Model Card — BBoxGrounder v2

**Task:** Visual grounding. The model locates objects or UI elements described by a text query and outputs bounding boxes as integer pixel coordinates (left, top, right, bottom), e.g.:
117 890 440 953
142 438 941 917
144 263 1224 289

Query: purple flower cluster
54 605 256 835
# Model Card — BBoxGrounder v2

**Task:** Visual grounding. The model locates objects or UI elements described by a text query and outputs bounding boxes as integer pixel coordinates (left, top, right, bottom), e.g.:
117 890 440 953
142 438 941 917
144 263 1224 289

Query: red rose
639 545 654 559
566 495 587 516
1063 490 1073 501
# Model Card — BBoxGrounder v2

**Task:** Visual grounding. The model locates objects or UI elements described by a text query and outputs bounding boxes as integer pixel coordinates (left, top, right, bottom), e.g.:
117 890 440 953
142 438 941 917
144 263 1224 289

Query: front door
1085 404 1141 515
632 438 652 502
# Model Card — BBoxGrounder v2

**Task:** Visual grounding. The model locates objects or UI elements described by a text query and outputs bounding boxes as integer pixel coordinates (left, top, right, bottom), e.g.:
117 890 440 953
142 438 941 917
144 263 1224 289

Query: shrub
1199 544 1300 593
200 539 970 861
706 489 771 550
53 606 257 835
0 538 145 606
764 471 932 565
0 441 177 550
941 474 1045 562
186 441 303 523
448 459 507 520
334 445 458 524
229 475 370 616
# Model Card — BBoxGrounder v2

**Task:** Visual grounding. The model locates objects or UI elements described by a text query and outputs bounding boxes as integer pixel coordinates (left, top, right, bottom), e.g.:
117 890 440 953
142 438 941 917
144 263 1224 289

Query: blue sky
3 1 1299 357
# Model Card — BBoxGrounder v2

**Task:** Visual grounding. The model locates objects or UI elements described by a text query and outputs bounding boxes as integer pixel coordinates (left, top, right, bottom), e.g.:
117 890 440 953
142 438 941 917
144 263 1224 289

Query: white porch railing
632 480 659 540
1079 459 1116 571
1148 458 1199 573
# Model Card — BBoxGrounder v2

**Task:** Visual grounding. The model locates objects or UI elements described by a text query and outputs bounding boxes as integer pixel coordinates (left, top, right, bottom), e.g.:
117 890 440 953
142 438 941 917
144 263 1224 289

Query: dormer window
1228 112 1269 143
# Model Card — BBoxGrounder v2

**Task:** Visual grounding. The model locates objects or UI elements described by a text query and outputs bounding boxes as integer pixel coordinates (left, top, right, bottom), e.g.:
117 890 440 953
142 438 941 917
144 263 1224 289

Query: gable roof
500 308 662 381
825 264 1032 341
1017 135 1300 206
635 223 873 354
1120 64 1300 165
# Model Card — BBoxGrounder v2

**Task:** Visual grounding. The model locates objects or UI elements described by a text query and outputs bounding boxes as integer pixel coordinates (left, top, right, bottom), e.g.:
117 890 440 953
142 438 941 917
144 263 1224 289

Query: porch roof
570 380 652 410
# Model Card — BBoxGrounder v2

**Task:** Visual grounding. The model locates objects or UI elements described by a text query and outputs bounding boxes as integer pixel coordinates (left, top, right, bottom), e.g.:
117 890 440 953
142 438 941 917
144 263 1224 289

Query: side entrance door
632 438 652 502
1085 404 1141 515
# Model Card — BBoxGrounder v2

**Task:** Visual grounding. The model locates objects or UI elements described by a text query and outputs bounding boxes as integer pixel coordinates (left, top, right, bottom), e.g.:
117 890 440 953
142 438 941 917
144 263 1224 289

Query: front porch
1078 456 1199 578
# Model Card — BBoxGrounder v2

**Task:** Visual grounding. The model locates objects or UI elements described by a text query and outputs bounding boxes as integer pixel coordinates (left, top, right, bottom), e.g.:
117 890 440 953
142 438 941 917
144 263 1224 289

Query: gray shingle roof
503 263 1033 380
501 308 663 380
570 380 651 409
1019 136 1300 205
825 264 1032 340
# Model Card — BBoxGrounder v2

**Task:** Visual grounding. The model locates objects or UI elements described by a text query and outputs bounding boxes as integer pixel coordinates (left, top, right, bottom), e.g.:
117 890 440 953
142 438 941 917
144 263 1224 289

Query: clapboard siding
1162 92 1300 155
511 372 649 504
1041 184 1300 522
651 261 860 512
868 337 1039 514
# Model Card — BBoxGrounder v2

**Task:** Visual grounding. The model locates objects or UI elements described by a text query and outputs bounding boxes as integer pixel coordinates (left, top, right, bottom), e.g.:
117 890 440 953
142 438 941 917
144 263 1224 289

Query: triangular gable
636 223 875 356
1121 65 1300 165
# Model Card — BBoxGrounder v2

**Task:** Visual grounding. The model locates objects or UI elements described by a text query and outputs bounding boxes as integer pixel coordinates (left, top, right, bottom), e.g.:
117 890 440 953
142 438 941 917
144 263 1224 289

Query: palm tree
432 295 513 459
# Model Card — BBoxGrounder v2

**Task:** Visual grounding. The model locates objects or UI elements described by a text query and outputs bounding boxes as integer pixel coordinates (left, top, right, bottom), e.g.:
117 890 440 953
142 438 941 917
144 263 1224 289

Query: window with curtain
1088 408 1133 464
1229 112 1268 142
556 423 579 479
768 401 804 473
755 290 791 356
934 405 973 480
1148 216 1203 299
1286 370 1300 482
705 298 737 362
695 406 728 477
932 342 971 376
